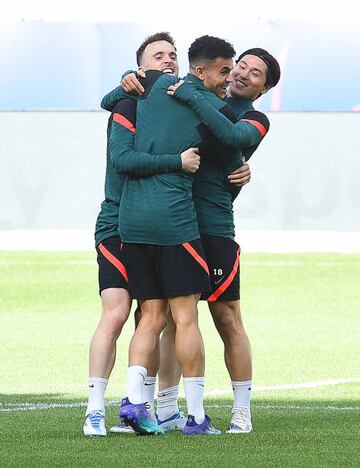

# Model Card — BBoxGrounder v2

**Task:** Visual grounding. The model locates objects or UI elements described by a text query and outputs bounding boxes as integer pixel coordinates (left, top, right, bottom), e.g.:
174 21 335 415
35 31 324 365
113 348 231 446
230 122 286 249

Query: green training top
100 74 269 241
192 97 255 239
171 83 270 238
94 96 183 246
116 71 240 245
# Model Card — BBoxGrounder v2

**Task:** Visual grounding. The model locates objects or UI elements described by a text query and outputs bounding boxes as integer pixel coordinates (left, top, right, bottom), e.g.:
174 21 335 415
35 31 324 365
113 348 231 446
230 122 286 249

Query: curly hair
136 32 176 66
188 35 235 66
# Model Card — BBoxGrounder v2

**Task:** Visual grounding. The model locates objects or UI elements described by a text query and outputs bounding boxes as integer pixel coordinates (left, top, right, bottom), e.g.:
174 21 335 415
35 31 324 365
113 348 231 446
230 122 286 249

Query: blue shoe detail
183 414 222 435
156 411 187 431
120 398 164 435
83 410 106 436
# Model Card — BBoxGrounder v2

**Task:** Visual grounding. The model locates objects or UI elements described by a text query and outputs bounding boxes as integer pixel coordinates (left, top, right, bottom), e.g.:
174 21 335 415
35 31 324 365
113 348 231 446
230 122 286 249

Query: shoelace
231 409 251 425
89 411 103 426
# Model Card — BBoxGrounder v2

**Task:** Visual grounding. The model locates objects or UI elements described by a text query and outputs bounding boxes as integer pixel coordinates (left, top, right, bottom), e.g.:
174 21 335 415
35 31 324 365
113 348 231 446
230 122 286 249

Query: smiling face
138 40 179 76
229 54 270 100
195 57 234 99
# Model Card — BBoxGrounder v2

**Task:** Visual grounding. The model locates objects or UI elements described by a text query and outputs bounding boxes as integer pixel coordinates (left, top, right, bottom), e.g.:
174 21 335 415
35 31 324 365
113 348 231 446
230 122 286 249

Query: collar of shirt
225 97 254 119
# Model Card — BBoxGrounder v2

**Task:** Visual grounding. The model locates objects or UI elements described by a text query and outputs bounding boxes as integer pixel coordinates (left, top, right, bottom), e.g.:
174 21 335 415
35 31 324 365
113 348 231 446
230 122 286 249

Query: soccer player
104 45 280 434
167 47 281 433
83 32 199 437
112 35 251 436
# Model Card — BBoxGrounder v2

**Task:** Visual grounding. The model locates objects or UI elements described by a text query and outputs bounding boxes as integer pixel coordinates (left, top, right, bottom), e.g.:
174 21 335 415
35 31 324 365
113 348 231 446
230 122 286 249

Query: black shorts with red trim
200 235 240 302
96 236 129 294
123 239 211 300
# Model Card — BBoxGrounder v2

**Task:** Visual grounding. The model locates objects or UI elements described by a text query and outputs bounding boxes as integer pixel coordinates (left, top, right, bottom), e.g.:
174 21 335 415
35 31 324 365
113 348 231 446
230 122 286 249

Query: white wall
1 111 359 235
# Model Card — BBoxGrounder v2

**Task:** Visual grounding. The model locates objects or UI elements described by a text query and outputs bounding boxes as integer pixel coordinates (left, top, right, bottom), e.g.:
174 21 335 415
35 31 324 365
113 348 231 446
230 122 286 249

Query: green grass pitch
1 251 359 466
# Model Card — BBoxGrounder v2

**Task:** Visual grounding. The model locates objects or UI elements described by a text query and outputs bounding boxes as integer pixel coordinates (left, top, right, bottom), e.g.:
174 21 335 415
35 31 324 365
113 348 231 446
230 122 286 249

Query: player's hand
181 147 200 173
228 161 251 187
121 73 145 95
167 80 185 96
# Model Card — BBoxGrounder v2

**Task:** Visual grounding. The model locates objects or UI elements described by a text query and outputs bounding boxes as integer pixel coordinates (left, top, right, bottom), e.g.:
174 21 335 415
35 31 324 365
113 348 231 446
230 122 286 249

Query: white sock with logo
143 376 157 418
183 377 205 424
86 377 108 415
126 365 147 404
157 385 180 421
231 380 252 412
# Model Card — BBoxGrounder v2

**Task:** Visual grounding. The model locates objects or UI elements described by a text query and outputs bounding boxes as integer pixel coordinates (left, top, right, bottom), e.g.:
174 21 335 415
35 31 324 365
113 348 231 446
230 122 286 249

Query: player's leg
118 244 166 435
132 303 182 427
89 288 132 379
157 311 185 431
170 294 220 435
202 234 252 433
162 239 221 435
142 334 160 420
209 300 251 381
159 311 182 390
120 298 168 434
109 302 159 434
84 236 131 436
133 302 159 419
208 300 253 433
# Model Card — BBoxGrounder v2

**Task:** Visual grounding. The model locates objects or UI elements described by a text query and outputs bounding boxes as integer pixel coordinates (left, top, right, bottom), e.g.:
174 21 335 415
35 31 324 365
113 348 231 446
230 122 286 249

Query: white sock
86 377 108 415
126 365 147 404
231 380 252 412
143 376 157 418
157 385 180 421
183 376 205 424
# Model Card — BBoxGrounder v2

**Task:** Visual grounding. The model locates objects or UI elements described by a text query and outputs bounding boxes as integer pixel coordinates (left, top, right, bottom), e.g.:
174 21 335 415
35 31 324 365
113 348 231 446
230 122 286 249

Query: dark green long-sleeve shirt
115 71 241 244
95 95 183 245
100 73 269 241
171 82 270 238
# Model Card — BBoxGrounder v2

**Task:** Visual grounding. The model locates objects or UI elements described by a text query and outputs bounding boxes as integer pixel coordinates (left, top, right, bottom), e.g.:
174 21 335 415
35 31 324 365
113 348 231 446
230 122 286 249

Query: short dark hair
136 32 176 66
188 35 236 66
236 48 281 89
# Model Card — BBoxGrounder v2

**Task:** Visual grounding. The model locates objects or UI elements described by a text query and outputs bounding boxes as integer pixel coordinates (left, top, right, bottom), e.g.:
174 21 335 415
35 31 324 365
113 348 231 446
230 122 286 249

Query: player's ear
195 65 206 82
137 66 147 78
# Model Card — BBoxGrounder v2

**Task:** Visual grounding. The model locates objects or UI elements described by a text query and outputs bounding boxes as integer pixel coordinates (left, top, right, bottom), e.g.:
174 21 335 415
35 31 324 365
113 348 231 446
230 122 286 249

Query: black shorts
200 235 240 302
123 239 211 300
96 236 129 294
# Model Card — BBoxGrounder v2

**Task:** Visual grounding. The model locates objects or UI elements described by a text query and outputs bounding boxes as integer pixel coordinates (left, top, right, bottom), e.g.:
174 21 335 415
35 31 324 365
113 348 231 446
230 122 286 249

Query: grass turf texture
1 252 359 466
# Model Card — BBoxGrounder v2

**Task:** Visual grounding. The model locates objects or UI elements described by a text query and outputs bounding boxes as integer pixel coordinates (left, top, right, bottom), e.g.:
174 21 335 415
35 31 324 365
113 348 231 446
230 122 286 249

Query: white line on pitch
206 404 360 411
1 377 359 412
1 401 359 413
207 377 360 397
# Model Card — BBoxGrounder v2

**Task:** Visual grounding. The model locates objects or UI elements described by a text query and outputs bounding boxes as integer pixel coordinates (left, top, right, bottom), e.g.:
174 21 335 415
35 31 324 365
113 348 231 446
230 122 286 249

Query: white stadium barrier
1 111 359 252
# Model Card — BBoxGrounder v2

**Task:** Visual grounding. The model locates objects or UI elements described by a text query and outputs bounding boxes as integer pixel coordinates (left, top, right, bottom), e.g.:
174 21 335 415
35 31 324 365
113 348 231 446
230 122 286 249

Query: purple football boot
119 397 164 435
183 414 222 435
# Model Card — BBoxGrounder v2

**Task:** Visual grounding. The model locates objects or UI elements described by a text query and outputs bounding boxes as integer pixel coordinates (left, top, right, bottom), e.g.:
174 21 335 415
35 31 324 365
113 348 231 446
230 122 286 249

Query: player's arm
169 82 270 148
109 100 198 176
101 70 139 111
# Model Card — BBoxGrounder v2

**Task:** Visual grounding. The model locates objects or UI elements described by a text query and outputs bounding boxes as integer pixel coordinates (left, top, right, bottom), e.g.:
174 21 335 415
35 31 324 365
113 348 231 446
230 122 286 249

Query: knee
212 304 245 337
172 311 197 329
101 304 130 335
140 312 167 334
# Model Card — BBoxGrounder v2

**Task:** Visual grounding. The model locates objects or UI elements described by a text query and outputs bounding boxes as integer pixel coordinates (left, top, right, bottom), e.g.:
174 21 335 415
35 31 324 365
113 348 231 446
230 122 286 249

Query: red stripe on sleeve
99 242 128 282
207 247 240 302
113 113 136 133
240 119 267 137
182 242 210 275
